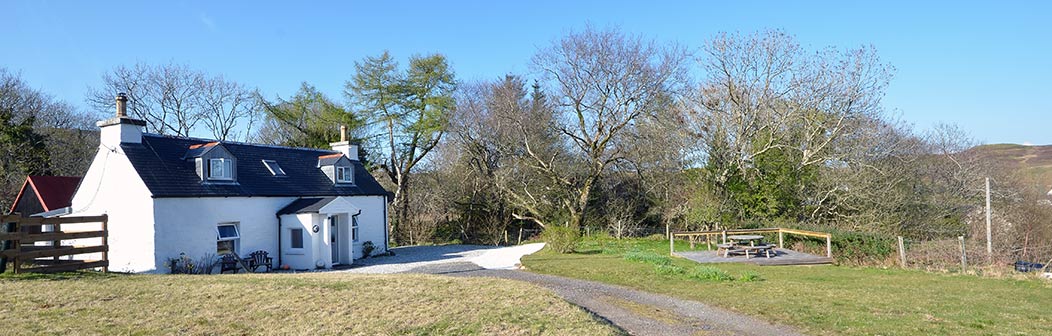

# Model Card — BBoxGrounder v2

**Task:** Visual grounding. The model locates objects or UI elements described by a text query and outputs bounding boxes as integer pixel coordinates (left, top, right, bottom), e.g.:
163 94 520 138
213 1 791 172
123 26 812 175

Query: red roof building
8 176 82 216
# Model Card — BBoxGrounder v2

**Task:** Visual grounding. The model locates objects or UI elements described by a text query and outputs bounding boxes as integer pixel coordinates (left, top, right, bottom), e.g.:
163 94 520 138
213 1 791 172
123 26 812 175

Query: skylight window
262 160 285 176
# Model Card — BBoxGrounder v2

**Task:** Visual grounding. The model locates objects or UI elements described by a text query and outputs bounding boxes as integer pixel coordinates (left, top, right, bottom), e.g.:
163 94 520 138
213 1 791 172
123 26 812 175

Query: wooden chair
245 250 273 272
219 254 241 274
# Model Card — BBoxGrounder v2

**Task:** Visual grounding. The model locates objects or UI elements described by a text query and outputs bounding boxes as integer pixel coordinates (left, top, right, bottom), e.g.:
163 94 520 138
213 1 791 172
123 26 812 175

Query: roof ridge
144 133 339 154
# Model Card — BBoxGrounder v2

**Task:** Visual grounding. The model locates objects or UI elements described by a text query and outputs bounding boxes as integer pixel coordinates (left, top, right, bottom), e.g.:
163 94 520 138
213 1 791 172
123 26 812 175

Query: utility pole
985 177 992 256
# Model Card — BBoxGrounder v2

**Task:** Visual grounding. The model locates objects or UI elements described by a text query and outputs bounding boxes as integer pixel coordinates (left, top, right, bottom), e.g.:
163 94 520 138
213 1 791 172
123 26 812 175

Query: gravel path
411 262 802 336
337 243 544 274
340 244 801 335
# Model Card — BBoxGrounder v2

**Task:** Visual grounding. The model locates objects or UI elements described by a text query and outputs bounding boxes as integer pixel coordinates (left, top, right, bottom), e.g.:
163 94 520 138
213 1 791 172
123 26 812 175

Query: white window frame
216 223 240 254
336 166 354 184
262 159 285 176
351 215 359 242
209 158 234 180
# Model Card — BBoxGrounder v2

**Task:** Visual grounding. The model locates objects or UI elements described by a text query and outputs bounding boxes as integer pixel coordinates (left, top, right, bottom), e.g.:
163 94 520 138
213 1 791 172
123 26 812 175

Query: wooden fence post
517 227 523 245
12 220 21 274
779 230 785 248
897 236 907 268
706 234 712 250
669 232 674 255
0 220 14 274
102 217 109 273
958 235 967 272
721 230 727 244
52 222 62 261
825 234 832 258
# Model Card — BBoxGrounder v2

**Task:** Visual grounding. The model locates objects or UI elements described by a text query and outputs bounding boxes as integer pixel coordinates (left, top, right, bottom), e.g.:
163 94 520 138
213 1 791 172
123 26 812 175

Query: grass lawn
0 271 619 335
522 237 1052 335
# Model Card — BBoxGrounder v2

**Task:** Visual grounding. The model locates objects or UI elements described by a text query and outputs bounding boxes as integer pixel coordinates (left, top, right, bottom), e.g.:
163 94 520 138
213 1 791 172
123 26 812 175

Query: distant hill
969 143 1052 191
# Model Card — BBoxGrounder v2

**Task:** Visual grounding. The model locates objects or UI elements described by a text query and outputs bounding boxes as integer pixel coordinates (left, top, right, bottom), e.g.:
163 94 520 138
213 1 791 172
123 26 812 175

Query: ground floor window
352 215 359 242
217 222 240 254
290 228 304 249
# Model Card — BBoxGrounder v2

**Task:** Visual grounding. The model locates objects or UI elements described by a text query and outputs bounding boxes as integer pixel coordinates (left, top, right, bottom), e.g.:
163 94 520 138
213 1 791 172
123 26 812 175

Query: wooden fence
670 227 832 258
0 214 108 274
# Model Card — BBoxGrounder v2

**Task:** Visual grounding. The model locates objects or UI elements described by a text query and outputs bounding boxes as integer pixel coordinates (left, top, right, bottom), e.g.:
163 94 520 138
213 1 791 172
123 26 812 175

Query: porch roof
277 197 336 215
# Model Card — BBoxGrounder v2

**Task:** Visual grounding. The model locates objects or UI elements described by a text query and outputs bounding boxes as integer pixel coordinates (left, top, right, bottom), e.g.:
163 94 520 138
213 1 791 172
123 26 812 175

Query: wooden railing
671 227 832 258
0 214 108 274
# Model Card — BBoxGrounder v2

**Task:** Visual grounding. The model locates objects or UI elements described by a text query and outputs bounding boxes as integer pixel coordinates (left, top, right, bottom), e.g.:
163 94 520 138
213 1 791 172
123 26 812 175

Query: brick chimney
97 93 146 147
329 125 359 161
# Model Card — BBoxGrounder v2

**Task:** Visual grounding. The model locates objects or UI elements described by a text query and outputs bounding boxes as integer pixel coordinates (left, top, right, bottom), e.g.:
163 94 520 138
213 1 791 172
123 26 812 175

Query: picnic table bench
717 242 777 259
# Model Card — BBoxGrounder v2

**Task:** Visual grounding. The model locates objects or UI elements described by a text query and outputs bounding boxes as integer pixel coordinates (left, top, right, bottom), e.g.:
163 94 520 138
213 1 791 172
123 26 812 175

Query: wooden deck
673 248 833 266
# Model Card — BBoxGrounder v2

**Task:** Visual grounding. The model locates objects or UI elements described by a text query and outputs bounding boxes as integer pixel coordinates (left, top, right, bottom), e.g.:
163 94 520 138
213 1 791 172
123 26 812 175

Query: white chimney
97 93 146 147
329 125 359 161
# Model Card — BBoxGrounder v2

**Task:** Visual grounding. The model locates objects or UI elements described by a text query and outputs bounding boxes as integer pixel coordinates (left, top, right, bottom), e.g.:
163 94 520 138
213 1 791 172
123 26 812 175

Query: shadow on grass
0 270 120 281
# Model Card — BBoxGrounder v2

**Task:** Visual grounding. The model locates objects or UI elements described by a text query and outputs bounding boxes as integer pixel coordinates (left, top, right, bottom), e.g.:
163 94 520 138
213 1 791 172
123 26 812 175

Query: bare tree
198 76 260 141
88 62 256 139
524 26 688 230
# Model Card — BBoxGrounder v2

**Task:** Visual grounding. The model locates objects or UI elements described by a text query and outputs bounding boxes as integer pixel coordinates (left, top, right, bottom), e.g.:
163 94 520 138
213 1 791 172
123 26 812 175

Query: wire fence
898 235 1052 274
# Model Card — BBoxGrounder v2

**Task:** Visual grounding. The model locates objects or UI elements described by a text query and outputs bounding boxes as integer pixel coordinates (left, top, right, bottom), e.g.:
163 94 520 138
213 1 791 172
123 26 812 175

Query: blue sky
2 1 1049 144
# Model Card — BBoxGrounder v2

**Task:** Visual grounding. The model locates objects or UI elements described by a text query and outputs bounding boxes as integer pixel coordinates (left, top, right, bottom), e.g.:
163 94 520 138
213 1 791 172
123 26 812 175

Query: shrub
654 264 685 275
738 270 763 282
623 251 672 266
167 253 217 274
784 227 895 265
643 234 667 241
687 266 733 281
542 226 580 253
361 241 375 258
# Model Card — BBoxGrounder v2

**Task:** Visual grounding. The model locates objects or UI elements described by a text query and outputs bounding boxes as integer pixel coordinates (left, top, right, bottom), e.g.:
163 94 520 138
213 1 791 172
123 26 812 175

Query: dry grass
0 272 620 335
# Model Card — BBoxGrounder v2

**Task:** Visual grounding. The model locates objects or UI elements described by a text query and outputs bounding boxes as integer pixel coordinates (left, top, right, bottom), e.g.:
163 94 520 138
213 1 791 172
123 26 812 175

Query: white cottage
68 94 390 273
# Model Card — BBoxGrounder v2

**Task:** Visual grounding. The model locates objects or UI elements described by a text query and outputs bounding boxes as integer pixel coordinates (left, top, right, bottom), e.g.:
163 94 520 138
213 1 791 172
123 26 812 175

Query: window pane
290 228 304 249
224 160 233 178
210 159 222 178
217 224 239 239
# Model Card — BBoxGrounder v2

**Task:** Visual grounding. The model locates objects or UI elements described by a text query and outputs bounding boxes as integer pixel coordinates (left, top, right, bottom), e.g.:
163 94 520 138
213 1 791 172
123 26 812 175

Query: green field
522 237 1052 335
0 272 619 335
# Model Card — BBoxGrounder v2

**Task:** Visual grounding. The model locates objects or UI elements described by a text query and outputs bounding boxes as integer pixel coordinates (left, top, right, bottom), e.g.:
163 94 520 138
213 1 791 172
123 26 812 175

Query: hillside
969 143 1052 191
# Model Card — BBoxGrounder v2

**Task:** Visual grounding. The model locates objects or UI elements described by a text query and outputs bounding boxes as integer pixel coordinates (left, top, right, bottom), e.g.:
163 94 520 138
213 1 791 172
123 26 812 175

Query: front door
329 215 339 264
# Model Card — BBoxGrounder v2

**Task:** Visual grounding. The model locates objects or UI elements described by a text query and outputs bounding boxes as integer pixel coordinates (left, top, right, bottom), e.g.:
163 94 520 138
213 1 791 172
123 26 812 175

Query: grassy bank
521 237 1052 335
0 272 619 335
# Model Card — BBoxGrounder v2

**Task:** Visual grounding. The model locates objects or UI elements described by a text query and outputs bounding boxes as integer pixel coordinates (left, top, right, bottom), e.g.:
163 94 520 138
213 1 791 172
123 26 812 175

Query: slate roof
276 197 336 215
9 176 82 214
122 134 389 198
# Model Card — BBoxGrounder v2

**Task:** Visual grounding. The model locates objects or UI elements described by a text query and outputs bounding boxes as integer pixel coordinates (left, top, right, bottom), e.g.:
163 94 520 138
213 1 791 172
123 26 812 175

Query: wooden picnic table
727 234 764 246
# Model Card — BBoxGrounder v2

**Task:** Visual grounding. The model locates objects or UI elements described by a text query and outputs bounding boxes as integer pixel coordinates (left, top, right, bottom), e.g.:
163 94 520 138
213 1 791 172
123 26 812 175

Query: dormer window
336 166 353 184
209 158 234 180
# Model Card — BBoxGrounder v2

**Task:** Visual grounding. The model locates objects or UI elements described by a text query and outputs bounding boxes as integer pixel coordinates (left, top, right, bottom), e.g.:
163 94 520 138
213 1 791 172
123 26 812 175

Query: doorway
329 215 339 264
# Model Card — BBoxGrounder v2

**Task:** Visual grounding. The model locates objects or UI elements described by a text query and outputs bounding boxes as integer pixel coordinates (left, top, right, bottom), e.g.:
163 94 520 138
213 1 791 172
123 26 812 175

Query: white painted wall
152 196 296 272
350 196 389 258
279 213 318 270
67 146 156 273
68 130 389 273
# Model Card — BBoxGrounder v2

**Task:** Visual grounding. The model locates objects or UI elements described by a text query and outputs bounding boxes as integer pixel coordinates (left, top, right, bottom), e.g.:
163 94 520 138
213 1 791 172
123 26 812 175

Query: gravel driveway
343 244 801 336
337 243 545 274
